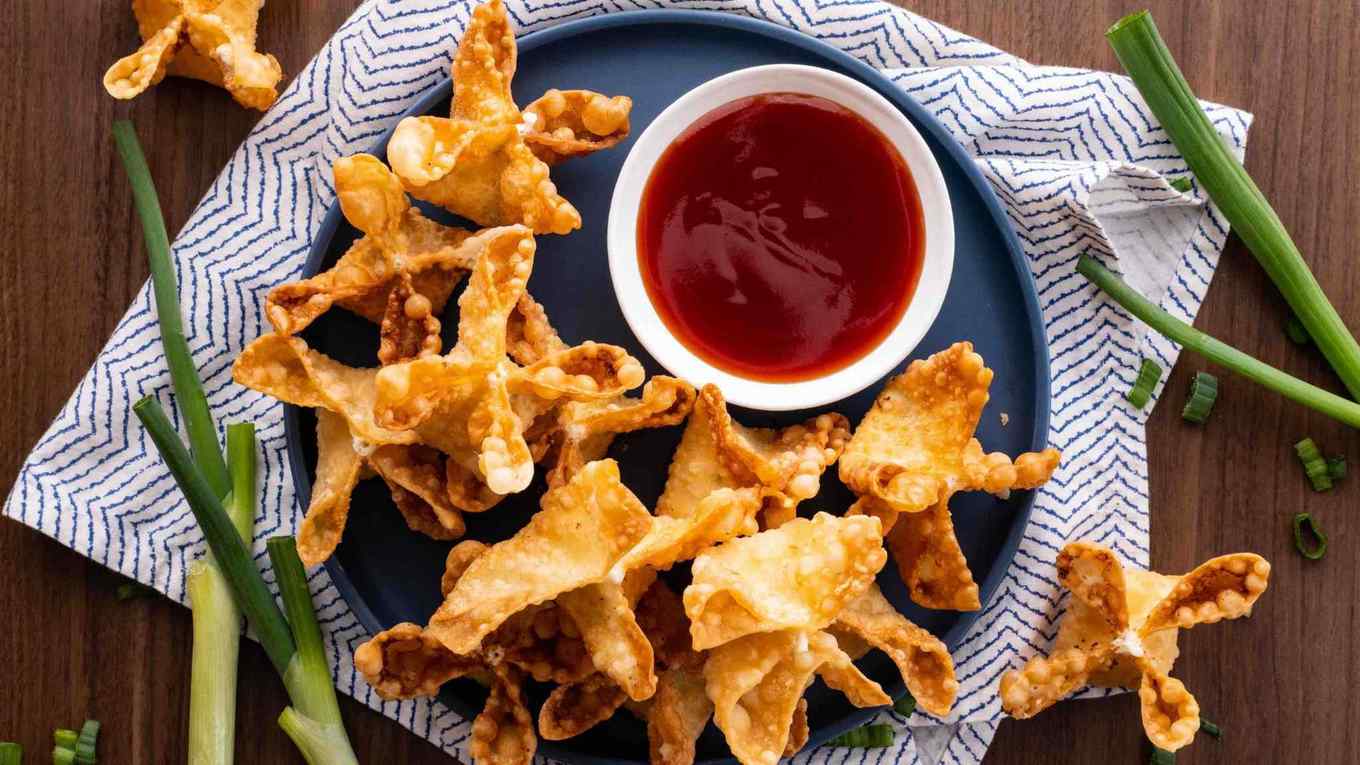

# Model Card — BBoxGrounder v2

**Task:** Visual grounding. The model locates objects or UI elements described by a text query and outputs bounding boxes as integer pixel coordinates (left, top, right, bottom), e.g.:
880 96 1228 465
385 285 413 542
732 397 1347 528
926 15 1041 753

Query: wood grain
1 1 1356 762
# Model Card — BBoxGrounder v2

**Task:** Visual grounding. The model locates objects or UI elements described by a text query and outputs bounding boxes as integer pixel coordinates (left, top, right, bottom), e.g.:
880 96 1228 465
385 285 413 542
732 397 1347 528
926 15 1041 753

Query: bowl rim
607 62 955 411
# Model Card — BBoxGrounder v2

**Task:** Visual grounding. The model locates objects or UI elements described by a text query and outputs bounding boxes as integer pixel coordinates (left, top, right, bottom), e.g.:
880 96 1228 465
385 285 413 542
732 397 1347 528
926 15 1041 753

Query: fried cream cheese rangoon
682 513 958 765
355 461 759 765
657 384 850 530
264 154 479 340
999 541 1271 752
841 341 1061 610
386 0 633 234
104 0 283 110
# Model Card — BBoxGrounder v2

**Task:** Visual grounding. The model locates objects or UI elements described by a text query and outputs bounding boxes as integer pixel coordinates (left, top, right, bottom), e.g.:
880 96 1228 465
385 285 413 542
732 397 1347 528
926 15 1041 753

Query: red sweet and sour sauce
638 92 924 383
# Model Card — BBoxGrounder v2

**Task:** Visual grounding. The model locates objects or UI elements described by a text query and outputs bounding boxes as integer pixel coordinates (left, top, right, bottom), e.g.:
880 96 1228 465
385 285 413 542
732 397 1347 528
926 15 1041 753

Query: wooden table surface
3 1 1357 762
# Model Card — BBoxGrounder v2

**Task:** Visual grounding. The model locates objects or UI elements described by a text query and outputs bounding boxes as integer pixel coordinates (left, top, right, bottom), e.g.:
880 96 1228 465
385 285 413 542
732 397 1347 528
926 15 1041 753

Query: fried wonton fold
684 512 886 651
705 630 890 765
539 673 630 740
264 157 483 337
999 541 1270 752
657 385 849 528
353 622 483 699
840 342 1060 514
104 0 283 109
840 342 1061 610
387 0 609 234
427 460 652 654
524 89 633 165
831 583 958 717
295 410 367 567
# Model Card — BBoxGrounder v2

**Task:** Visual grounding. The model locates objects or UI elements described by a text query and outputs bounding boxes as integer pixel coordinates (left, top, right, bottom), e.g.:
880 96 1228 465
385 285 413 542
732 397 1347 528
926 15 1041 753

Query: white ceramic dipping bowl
607 64 954 411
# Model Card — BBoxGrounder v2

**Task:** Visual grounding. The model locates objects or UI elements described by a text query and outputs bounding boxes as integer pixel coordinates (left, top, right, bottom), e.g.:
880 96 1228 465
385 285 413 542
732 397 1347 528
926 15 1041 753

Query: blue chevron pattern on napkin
4 1 1249 763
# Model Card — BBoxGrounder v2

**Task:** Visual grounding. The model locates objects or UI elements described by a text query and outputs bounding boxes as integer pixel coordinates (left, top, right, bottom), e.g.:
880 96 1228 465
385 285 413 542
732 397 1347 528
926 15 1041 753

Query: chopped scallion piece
74 720 99 764
1327 455 1346 481
53 747 75 765
1293 513 1328 560
0 742 20 765
1077 256 1360 428
1295 438 1333 492
893 693 917 716
1149 747 1175 765
1127 358 1163 409
1181 372 1219 423
827 724 895 748
1285 316 1311 345
53 730 76 751
1199 717 1222 740
1108 12 1360 402
1168 176 1193 193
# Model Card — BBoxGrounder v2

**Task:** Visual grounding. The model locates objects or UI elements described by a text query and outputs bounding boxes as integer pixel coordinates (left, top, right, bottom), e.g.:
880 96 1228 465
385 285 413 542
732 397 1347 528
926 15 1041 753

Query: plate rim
283 8 1051 764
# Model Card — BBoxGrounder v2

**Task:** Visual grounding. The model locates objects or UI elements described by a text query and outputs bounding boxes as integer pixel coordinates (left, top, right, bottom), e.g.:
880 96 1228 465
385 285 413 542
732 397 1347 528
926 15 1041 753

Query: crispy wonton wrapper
371 225 646 495
999 541 1270 752
839 342 1060 610
426 460 652 654
706 629 890 765
539 672 630 741
657 384 849 529
264 157 482 337
104 0 284 109
685 512 886 651
829 583 958 716
523 89 633 165
840 341 1060 513
387 0 615 234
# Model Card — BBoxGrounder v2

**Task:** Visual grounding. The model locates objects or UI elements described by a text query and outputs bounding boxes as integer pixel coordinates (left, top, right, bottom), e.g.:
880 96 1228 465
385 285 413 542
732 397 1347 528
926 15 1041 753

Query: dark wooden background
3 1 1357 762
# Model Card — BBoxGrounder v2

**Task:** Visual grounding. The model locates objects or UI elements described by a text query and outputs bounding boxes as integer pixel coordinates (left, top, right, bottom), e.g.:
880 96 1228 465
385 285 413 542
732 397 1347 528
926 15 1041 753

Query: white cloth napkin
3 1 1249 763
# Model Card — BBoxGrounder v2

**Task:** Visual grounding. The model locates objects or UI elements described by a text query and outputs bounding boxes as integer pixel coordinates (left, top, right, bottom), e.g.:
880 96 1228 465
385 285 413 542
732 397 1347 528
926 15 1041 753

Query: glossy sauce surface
638 92 924 382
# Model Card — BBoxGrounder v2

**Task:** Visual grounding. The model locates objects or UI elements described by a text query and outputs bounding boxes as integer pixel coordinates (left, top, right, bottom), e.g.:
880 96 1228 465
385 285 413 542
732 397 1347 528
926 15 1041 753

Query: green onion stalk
269 537 358 765
113 120 230 497
1078 256 1360 429
134 399 358 765
1108 12 1360 401
187 424 257 765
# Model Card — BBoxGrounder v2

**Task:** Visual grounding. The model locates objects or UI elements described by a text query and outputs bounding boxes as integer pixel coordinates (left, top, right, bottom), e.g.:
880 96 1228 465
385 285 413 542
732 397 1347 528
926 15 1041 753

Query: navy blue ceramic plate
284 10 1049 765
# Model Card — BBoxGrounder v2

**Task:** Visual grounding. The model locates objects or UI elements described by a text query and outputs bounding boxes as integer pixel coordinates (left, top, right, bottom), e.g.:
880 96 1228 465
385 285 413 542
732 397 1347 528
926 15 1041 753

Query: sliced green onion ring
1168 176 1193 193
893 693 917 717
827 723 895 748
1295 438 1333 492
1199 717 1222 740
1293 513 1328 560
1181 371 1219 423
1326 455 1346 481
74 719 99 764
1127 358 1163 409
1150 747 1175 765
0 742 21 765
